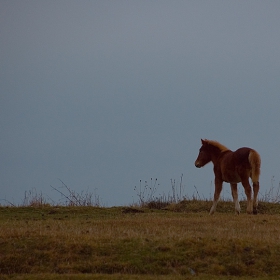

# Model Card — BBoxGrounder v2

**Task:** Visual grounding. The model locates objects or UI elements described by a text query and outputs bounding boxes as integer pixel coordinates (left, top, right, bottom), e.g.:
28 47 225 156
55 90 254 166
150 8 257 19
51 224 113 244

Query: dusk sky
1 1 280 206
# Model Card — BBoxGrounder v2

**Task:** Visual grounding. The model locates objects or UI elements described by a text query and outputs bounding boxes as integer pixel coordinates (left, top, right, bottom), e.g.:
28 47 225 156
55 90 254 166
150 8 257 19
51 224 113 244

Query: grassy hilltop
1 200 280 280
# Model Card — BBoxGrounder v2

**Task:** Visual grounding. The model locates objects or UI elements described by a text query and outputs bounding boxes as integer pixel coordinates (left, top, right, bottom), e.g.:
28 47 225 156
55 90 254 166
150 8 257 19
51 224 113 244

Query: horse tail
249 149 261 183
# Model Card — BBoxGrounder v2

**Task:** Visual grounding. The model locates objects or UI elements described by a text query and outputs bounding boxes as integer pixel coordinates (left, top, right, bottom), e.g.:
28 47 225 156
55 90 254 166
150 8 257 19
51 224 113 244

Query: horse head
194 139 212 168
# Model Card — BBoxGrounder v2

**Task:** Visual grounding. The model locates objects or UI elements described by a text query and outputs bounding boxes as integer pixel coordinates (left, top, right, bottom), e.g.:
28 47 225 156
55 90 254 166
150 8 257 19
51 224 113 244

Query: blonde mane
203 139 229 152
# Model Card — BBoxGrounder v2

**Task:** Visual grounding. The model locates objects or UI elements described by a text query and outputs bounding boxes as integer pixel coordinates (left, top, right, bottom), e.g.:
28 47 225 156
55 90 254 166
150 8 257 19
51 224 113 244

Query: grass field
1 200 280 279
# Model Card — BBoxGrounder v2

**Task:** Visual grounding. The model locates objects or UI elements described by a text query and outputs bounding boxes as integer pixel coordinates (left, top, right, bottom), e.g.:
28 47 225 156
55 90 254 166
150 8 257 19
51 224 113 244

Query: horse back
219 147 250 163
233 147 253 165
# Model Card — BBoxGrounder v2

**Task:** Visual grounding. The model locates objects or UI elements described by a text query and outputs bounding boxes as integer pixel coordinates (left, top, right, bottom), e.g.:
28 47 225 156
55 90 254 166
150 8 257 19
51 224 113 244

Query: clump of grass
259 176 280 203
50 180 101 207
133 175 188 209
133 178 159 207
1 180 102 208
22 188 52 207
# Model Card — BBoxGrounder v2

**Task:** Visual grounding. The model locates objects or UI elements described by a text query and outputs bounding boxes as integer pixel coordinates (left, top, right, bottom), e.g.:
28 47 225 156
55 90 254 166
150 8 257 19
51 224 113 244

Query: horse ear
201 139 205 144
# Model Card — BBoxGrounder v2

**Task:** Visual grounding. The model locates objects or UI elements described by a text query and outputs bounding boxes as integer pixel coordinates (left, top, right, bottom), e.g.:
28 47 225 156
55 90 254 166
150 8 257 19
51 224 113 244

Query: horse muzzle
195 161 201 168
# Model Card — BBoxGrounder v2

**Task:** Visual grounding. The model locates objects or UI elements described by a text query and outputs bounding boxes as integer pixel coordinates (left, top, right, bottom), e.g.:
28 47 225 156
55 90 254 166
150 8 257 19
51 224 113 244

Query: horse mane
203 139 229 152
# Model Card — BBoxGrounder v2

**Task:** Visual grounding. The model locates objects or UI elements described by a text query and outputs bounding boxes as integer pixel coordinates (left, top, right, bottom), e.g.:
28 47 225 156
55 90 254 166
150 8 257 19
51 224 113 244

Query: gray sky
1 1 280 206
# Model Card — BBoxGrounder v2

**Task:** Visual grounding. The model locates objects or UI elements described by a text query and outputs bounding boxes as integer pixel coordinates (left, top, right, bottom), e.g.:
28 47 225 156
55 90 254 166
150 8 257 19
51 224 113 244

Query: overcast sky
1 1 280 206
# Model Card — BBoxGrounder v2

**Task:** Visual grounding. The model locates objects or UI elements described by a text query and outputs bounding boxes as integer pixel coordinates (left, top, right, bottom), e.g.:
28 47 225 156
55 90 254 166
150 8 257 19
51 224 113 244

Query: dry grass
1 202 280 279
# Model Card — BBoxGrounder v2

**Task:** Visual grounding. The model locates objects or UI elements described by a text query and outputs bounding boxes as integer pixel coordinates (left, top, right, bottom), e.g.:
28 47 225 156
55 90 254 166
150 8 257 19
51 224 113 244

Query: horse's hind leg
241 179 253 214
252 181 259 214
230 183 240 214
210 178 223 215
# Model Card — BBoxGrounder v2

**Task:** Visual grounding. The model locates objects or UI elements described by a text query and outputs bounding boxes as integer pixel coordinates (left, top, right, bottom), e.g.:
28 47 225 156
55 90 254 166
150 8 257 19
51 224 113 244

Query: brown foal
195 139 261 215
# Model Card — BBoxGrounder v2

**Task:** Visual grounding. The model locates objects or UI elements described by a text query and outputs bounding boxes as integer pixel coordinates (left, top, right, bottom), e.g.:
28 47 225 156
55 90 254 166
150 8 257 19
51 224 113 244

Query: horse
194 139 261 215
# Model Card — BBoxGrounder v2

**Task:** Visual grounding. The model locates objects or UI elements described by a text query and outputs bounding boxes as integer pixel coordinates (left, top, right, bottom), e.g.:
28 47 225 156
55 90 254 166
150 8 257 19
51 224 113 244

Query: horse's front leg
241 179 253 214
210 178 223 215
230 183 240 215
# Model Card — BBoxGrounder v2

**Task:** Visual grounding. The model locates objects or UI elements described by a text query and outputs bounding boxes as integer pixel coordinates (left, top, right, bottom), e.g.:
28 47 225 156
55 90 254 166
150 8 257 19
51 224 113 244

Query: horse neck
208 146 223 164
